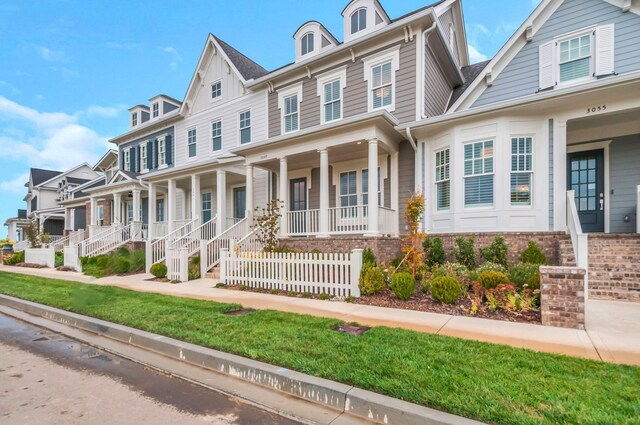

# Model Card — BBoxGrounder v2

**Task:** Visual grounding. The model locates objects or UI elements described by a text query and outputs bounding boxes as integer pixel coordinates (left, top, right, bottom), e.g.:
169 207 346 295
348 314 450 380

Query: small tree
25 219 43 248
402 192 426 278
253 199 283 252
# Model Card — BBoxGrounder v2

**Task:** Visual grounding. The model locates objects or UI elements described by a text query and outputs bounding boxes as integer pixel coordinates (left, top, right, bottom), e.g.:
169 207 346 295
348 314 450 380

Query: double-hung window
152 102 159 118
464 140 494 207
211 81 221 100
211 120 222 152
323 80 341 122
511 137 533 206
187 128 197 158
97 205 104 226
201 192 212 223
435 148 450 211
301 33 314 56
371 62 393 109
156 199 165 222
339 171 358 218
362 168 381 207
124 149 131 172
159 139 167 166
140 144 148 171
131 112 137 127
240 111 251 144
283 95 299 133
127 203 133 224
559 33 592 84
351 9 366 34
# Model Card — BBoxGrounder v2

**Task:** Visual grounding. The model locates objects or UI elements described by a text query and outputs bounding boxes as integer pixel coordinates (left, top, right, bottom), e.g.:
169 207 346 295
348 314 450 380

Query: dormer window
301 33 314 56
211 81 222 100
131 112 137 127
152 102 159 118
351 9 366 34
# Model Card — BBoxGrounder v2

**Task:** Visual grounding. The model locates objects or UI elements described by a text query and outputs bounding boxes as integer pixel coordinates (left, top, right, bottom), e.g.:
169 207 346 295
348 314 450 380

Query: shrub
520 240 547 265
390 272 416 301
3 250 24 265
430 276 462 304
480 236 509 267
150 263 167 279
359 267 385 296
477 261 508 275
116 247 129 256
478 270 510 290
422 236 446 268
96 256 109 268
114 258 130 274
362 248 377 268
432 262 470 293
485 283 539 312
526 271 541 291
508 263 540 289
318 293 331 300
188 258 200 281
453 237 476 270
128 250 146 273
54 252 64 268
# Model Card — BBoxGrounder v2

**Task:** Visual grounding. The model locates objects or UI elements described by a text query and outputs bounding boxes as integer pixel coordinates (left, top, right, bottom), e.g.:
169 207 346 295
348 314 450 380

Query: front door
234 187 246 220
567 149 605 233
289 178 307 233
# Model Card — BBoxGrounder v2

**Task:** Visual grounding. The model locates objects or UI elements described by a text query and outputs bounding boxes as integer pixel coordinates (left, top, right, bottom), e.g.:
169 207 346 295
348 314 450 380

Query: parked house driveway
586 299 640 366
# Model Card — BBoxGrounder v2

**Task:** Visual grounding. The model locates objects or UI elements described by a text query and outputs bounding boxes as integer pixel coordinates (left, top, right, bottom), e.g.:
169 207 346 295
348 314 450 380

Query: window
152 102 159 118
464 140 494 207
211 81 222 100
283 94 299 133
339 171 358 208
202 192 212 223
131 112 138 127
211 120 222 152
140 144 148 171
371 62 393 109
511 137 533 206
323 80 341 122
559 33 592 83
159 139 167 166
97 205 104 226
301 33 314 56
187 129 197 158
127 203 133 224
156 199 165 222
435 148 450 211
362 168 381 207
240 110 251 144
124 149 131 172
351 8 366 34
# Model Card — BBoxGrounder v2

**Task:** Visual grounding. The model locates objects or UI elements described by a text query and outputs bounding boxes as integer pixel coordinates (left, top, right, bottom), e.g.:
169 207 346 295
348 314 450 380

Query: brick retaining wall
279 237 402 264
540 266 586 330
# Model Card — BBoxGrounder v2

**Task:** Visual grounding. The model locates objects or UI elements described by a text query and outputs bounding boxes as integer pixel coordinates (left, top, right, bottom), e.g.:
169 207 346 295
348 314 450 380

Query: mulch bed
14 263 48 269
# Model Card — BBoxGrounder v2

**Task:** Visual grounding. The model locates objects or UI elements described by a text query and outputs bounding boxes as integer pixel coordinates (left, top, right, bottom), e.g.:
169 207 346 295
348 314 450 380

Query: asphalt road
0 313 300 425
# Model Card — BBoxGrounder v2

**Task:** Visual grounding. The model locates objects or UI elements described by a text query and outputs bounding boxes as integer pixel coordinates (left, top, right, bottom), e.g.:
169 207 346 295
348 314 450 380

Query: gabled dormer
128 105 150 129
293 21 339 63
148 95 181 121
342 0 390 43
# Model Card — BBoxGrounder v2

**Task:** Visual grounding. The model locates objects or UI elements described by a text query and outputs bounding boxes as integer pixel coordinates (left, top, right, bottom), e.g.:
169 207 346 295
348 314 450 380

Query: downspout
405 127 417 151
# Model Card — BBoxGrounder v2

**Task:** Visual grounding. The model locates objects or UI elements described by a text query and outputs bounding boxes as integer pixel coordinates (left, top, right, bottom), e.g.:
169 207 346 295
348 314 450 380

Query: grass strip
0 271 638 425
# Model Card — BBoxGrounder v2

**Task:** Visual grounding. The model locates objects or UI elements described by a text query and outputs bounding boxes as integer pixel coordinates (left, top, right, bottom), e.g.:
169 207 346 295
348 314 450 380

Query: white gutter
405 127 417 151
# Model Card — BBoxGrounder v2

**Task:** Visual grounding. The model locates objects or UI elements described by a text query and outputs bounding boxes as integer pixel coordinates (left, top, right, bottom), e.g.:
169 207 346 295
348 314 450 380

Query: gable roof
66 177 91 185
212 35 269 81
35 162 95 188
448 60 491 110
93 149 119 171
30 168 62 186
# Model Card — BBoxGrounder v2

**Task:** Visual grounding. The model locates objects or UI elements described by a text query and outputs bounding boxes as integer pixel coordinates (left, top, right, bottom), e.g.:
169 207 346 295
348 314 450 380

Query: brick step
205 266 220 280
590 291 640 302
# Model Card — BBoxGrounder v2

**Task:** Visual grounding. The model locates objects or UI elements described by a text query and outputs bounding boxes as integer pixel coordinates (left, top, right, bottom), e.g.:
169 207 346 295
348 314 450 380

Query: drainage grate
334 323 370 336
223 308 255 316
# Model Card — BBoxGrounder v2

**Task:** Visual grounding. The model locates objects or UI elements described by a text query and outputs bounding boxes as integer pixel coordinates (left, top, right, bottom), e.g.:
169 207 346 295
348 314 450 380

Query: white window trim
463 139 495 210
187 127 197 159
211 118 223 153
362 46 400 113
210 80 222 102
131 112 138 127
124 149 131 172
510 135 535 208
556 27 595 88
152 102 160 119
238 108 252 145
158 136 168 169
97 205 104 226
277 83 304 134
331 156 388 208
140 143 149 174
434 147 451 213
350 8 367 35
201 190 213 220
301 32 315 56
316 66 347 125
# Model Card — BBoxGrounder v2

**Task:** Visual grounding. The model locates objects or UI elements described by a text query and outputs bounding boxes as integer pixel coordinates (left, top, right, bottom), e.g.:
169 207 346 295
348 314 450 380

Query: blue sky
0 0 539 231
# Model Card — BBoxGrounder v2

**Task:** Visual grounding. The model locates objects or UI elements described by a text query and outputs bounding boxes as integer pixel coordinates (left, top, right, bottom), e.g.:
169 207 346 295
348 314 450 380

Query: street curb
0 294 483 425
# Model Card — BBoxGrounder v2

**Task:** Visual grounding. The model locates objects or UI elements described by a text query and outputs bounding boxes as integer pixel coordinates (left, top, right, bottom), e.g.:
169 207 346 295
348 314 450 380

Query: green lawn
0 271 638 425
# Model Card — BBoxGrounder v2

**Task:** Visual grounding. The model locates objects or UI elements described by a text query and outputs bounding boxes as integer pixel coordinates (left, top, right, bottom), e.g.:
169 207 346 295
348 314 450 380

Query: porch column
191 174 201 221
64 208 72 232
390 151 399 236
148 182 156 240
367 139 379 237
318 149 329 237
167 179 176 234
132 189 141 241
113 192 122 224
90 197 98 226
279 158 288 235
216 170 226 232
553 120 568 231
246 164 254 220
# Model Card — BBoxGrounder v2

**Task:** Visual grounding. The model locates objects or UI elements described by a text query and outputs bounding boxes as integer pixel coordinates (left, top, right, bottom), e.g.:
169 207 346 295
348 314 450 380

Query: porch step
206 266 220 280
587 234 640 302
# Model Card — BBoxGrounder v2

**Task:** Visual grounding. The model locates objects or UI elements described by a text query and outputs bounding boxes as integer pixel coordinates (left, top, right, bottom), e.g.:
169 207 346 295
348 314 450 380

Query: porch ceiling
568 108 640 145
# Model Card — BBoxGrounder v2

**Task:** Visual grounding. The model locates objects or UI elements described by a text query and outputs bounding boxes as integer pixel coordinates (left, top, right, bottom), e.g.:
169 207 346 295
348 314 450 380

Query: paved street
0 313 299 425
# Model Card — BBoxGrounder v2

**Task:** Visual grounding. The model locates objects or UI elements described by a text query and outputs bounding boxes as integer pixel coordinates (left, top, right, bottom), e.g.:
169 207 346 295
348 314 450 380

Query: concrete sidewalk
2 265 639 366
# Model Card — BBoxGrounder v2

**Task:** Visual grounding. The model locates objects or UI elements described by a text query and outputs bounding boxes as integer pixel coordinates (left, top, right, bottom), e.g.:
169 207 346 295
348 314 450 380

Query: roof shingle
213 35 269 81
447 60 491 110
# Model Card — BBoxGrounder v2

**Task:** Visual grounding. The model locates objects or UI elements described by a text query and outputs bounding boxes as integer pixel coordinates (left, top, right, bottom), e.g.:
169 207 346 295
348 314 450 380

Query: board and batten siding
424 47 453 117
609 134 640 233
472 0 640 108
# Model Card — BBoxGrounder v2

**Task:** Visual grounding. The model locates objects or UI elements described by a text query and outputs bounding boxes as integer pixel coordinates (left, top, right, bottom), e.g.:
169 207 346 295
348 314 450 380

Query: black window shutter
154 139 159 168
166 136 173 165
147 141 153 169
136 145 141 173
130 147 136 173
121 150 125 170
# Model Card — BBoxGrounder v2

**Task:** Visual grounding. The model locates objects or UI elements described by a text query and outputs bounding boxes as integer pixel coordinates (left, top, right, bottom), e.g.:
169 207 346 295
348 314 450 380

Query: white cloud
0 80 21 96
34 45 66 62
82 104 126 118
473 24 490 37
468 44 489 63
0 173 29 194
161 46 182 70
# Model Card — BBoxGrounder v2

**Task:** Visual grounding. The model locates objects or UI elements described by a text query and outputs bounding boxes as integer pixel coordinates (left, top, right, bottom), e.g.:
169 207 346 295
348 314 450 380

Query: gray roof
447 60 491 110
66 177 91 185
213 35 269 81
392 0 445 22
73 179 105 199
31 168 63 186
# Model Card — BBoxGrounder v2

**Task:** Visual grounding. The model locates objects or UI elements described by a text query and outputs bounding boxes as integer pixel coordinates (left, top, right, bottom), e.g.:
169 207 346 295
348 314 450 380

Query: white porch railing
48 229 85 252
79 223 134 258
172 219 193 230
151 222 168 239
637 185 640 234
378 206 396 235
285 206 397 236
566 190 589 271
13 240 29 252
287 209 320 235
235 228 263 253
147 218 198 272
170 217 217 257
227 217 243 228
200 217 250 277
89 225 113 238
48 235 64 243
220 248 363 297
329 206 368 234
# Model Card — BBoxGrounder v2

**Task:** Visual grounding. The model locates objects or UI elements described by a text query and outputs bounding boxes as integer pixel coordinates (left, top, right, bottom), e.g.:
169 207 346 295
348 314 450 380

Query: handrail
170 216 218 257
202 217 249 274
80 223 133 258
148 218 199 270
48 229 85 252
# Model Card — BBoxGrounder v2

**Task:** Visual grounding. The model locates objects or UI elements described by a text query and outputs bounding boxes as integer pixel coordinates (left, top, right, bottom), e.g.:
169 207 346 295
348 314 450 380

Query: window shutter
166 136 173 165
120 151 125 170
147 141 153 169
136 145 141 173
130 148 136 173
153 139 159 168
538 41 555 90
595 24 615 77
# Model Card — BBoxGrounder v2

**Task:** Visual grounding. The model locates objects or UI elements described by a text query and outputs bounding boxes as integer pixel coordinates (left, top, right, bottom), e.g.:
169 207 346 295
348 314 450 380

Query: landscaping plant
422 236 446 268
359 266 385 296
401 192 426 278
520 240 547 265
430 275 462 304
362 248 377 268
2 250 24 265
253 199 283 252
390 272 416 301
480 235 509 267
150 263 168 279
509 263 541 290
477 270 510 290
453 237 476 270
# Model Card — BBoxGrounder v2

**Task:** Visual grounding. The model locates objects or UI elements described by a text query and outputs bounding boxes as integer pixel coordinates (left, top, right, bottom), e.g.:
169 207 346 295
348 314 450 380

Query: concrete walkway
2 265 639 366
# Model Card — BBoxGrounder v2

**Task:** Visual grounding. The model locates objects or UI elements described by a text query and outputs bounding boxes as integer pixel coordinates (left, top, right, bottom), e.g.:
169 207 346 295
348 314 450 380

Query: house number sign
586 105 606 114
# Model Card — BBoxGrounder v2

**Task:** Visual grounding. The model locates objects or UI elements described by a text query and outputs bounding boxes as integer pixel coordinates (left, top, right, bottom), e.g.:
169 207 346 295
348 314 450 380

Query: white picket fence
220 249 363 297
166 247 189 282
147 218 198 272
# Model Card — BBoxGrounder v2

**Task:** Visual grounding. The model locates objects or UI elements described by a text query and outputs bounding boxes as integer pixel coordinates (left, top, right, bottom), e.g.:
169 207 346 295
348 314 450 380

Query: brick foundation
279 236 402 264
122 241 145 252
430 232 567 266
540 266 586 330
587 234 640 301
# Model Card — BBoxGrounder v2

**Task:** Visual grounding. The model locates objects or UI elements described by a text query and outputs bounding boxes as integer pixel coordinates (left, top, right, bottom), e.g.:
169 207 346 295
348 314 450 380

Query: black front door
234 187 246 220
567 149 605 233
290 178 307 233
